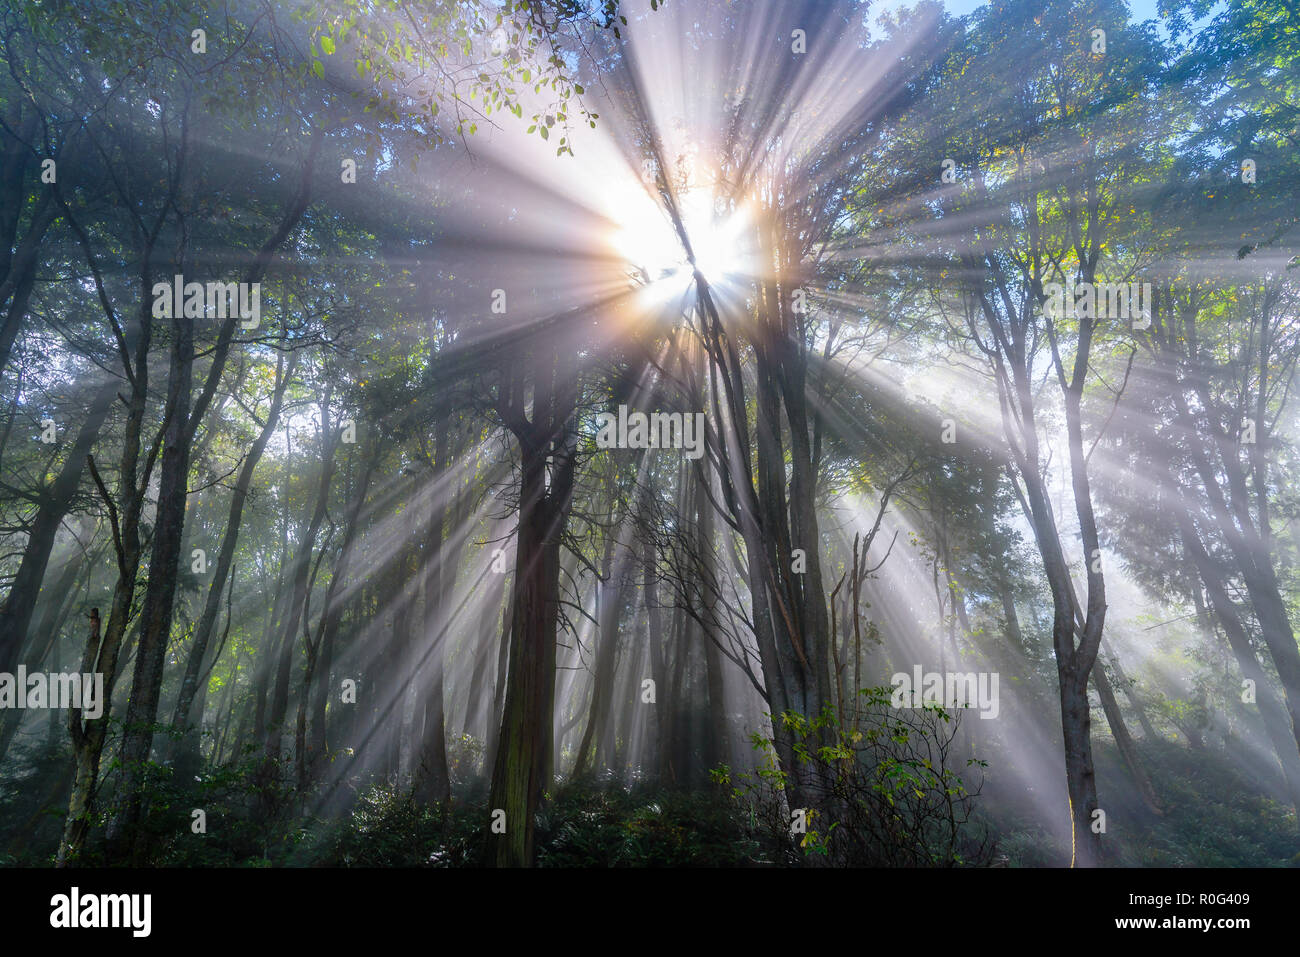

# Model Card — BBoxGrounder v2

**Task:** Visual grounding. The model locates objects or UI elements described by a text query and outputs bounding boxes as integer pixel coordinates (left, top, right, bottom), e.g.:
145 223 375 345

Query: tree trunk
487 443 555 865
306 450 378 778
170 350 296 758
1093 664 1163 815
486 345 576 866
0 377 116 677
573 520 627 779
105 297 196 863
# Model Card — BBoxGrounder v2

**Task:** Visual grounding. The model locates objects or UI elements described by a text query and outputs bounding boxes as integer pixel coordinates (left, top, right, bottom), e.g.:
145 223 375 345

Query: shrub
714 687 994 866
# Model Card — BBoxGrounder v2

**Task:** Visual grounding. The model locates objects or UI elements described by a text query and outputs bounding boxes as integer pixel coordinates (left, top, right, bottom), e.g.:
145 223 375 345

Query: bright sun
611 188 750 286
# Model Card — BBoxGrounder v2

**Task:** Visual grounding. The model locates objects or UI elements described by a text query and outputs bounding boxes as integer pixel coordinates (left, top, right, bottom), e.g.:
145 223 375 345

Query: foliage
715 689 994 867
309 780 756 867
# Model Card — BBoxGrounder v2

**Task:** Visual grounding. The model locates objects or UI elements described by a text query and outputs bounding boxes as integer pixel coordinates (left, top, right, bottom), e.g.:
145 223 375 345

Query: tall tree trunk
487 444 551 865
1177 504 1300 819
306 450 378 777
462 566 504 741
414 415 459 804
0 192 59 378
57 258 155 865
106 298 196 862
0 377 116 677
107 131 318 858
0 536 90 766
265 394 339 764
486 346 576 866
573 517 628 779
486 435 572 865
1093 664 1163 814
643 526 672 785
170 349 296 759
698 478 730 773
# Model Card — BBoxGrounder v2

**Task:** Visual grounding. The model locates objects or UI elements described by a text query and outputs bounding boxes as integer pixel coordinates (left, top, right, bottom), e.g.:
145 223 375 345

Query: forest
0 0 1298 871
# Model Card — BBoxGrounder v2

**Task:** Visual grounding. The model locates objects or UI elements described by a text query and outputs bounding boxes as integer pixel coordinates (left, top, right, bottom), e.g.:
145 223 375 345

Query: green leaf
321 35 336 55
313 58 324 78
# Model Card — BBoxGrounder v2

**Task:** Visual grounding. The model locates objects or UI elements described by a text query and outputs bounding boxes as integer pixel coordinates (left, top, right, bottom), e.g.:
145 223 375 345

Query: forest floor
1 738 1296 867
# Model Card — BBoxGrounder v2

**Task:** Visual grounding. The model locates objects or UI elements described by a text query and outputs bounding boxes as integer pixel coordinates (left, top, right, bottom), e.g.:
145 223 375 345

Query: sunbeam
1 0 1297 903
